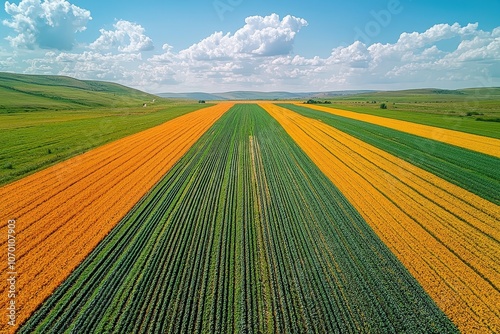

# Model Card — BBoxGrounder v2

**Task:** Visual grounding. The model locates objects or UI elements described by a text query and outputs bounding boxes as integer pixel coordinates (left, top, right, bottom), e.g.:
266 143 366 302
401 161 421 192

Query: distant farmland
1 75 499 333
15 105 458 333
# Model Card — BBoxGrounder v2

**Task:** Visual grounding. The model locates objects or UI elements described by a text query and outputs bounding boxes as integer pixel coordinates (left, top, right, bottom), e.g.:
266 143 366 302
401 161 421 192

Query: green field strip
320 101 500 139
0 104 209 186
20 104 457 333
280 104 500 205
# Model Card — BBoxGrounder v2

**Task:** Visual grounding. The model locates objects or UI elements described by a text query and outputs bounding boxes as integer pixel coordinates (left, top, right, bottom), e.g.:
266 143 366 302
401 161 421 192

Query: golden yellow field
0 103 233 332
300 103 500 158
261 103 500 333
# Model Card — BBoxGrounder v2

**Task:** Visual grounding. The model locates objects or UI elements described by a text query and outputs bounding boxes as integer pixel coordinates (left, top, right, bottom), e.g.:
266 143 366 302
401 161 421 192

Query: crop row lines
20 104 457 333
263 103 499 333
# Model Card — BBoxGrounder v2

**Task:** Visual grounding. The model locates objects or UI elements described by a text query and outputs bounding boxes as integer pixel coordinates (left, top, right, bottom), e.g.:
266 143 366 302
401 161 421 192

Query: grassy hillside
0 72 209 186
0 72 161 112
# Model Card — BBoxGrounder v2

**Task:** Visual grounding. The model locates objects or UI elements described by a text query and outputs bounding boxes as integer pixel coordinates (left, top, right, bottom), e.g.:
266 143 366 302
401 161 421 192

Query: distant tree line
304 99 332 104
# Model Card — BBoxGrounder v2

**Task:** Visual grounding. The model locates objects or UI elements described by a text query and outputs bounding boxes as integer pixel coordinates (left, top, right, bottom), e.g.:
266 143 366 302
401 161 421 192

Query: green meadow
0 72 207 186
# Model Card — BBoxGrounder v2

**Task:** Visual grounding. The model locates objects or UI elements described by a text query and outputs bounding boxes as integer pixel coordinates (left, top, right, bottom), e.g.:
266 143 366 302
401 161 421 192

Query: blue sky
1 0 499 93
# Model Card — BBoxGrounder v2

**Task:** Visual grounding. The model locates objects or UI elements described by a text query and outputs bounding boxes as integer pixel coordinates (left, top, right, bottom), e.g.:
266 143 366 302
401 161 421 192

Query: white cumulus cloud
3 0 91 50
2 13 499 92
314 22 500 89
394 23 479 51
179 13 308 60
139 21 500 91
89 20 154 53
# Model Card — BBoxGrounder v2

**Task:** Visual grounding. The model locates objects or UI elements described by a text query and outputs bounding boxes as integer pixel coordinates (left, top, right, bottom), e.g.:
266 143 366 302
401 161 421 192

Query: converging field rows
262 103 500 333
2 102 498 333
20 105 456 333
0 103 233 332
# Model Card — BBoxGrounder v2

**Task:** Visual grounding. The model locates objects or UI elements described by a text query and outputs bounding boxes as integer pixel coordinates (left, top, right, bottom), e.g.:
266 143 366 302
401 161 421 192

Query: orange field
262 103 500 333
300 103 500 158
0 103 233 332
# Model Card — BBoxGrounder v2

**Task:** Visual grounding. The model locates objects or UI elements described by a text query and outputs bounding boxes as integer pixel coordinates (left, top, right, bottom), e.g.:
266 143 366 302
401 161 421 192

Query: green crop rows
281 104 500 205
20 104 457 333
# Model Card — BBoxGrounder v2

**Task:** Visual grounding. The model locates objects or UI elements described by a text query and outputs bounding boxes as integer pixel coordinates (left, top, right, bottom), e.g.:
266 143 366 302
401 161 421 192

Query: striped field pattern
18 105 458 333
299 103 500 158
0 103 233 333
262 103 500 333
3 102 498 333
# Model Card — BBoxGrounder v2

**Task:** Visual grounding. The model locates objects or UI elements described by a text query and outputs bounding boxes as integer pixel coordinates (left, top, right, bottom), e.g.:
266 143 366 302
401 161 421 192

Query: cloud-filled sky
0 0 499 93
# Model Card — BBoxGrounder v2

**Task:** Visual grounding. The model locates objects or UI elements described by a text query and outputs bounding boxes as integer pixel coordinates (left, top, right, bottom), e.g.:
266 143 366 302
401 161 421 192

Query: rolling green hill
0 72 209 186
0 72 160 112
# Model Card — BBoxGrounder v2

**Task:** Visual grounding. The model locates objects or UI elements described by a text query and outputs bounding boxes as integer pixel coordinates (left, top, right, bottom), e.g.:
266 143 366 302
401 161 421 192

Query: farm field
0 0 499 326
0 103 233 332
261 103 500 333
1 81 499 333
279 104 500 205
0 73 211 187
298 103 500 158
0 104 211 186
19 104 457 333
318 88 500 139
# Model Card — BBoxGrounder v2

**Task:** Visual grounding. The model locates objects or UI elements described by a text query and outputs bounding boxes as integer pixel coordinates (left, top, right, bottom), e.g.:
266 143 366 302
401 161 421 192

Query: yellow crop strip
299 103 500 158
0 103 234 333
262 103 500 333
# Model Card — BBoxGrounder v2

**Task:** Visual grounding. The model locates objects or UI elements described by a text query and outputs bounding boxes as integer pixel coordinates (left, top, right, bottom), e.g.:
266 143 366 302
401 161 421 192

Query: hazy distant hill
330 87 500 102
157 90 376 101
3 72 497 107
